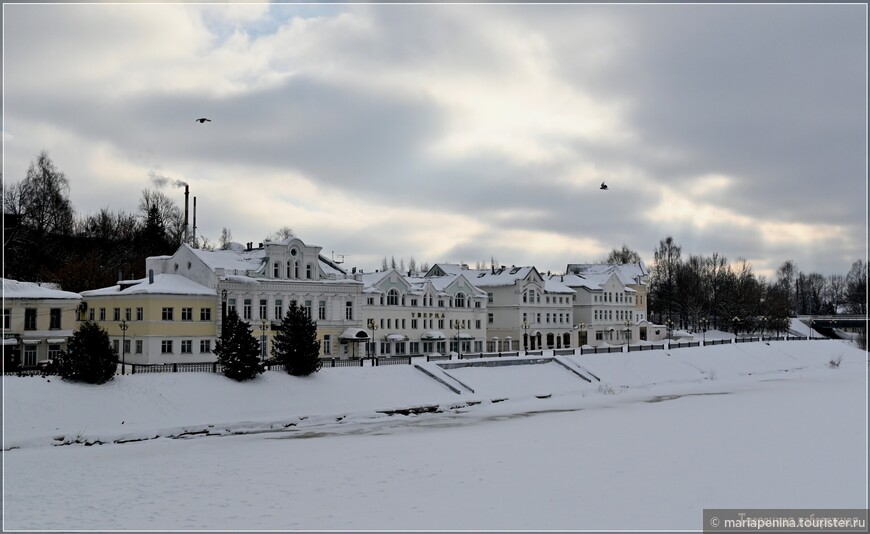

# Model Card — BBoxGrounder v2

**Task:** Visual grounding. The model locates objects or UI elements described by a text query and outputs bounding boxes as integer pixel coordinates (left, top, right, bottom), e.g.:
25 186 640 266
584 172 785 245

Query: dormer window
387 289 399 306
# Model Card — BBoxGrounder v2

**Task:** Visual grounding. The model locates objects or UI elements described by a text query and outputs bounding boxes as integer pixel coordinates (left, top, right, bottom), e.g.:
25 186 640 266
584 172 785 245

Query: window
411 299 418 306
123 339 131 355
523 291 528 303
273 262 280 278
306 264 312 279
411 319 418 329
395 342 406 355
161 340 173 353
438 299 444 307
387 318 392 329
113 340 120 354
259 299 268 320
200 307 212 321
319 301 326 321
455 293 466 308
243 299 252 320
380 318 384 329
125 308 132 321
287 261 292 279
410 341 419 354
304 300 312 319
294 261 300 278
135 340 143 354
2 309 9 329
228 298 237 314
475 320 481 329
488 313 493 324
488 292 493 303
367 297 375 306
89 308 95 321
24 346 37 367
200 339 212 353
536 313 541 323
380 342 391 354
181 307 193 321
50 308 62 329
595 331 603 341
136 307 144 321
24 308 37 330
99 308 106 321
48 344 61 361
181 340 192 354
387 289 399 306
274 300 283 320
113 308 121 321
162 307 174 321
345 301 353 320
323 335 331 355
438 319 444 329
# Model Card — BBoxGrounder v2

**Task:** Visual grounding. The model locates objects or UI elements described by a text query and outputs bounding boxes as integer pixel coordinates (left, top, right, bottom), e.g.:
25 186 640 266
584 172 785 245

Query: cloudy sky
3 3 866 277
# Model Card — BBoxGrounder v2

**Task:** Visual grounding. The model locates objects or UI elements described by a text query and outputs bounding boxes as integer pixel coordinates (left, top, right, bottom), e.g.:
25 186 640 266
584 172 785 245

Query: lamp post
260 319 268 363
455 325 462 359
623 319 632 345
760 316 768 339
119 319 128 375
700 317 709 345
522 321 530 352
221 289 228 337
577 322 588 347
666 319 674 341
732 316 741 337
367 318 378 359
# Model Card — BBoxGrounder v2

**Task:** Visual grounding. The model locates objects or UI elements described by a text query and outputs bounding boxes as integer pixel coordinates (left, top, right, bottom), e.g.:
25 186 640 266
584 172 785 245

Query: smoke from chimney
148 170 188 189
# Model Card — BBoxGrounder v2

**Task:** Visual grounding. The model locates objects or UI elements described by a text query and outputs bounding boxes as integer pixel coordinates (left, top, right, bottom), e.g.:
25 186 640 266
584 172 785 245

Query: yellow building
80 273 217 366
2 278 81 369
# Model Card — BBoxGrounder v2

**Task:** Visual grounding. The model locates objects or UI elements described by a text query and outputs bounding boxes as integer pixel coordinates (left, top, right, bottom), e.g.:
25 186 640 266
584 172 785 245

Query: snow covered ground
3 339 867 530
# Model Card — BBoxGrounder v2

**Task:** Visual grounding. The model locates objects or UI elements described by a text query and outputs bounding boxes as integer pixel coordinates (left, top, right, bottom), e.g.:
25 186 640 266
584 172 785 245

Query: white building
360 268 487 356
426 264 575 352
559 262 652 345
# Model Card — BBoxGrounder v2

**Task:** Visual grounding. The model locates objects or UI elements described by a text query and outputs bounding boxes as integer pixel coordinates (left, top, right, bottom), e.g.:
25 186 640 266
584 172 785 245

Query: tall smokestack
184 185 189 245
192 196 197 248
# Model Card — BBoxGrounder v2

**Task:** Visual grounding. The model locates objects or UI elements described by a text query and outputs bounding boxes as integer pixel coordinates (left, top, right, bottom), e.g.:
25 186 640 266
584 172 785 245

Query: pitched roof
565 262 648 286
81 274 215 297
2 279 81 300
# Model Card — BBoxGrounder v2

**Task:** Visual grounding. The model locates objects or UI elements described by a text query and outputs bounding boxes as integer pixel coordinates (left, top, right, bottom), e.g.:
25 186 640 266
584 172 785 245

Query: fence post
359 358 363 367
212 362 217 373
173 363 178 372
131 364 136 375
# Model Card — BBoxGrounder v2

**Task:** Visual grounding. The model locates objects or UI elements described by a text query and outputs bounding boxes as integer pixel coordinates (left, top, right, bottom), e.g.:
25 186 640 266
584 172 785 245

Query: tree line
643 236 866 336
2 151 292 292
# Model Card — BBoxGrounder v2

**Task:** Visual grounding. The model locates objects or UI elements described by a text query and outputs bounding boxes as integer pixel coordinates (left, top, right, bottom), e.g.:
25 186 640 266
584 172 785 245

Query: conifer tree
55 320 117 384
213 309 264 381
271 302 322 376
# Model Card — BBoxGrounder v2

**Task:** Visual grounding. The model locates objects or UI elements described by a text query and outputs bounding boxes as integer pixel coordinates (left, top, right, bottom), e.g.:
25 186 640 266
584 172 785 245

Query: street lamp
699 317 709 345
455 324 462 359
666 319 674 340
732 316 741 337
522 321 530 352
367 318 378 359
221 289 228 337
119 319 128 375
760 316 768 339
260 319 268 363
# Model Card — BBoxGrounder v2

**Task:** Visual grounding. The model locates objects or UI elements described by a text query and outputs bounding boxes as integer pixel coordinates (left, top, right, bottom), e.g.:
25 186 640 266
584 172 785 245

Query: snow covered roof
190 247 266 274
544 277 575 295
81 274 216 297
555 272 636 293
2 279 81 300
566 263 648 286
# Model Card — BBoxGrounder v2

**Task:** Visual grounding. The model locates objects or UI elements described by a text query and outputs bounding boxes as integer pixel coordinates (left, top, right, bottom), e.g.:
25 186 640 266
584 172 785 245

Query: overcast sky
3 3 866 278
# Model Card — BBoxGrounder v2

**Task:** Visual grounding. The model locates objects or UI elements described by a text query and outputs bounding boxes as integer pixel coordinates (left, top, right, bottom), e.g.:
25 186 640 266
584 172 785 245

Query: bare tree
138 189 184 245
266 226 295 242
15 150 75 237
604 244 642 264
219 227 233 250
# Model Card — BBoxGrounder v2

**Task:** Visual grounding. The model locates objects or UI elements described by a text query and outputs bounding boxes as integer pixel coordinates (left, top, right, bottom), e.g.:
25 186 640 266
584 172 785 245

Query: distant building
560 262 651 345
427 264 575 351
80 236 364 365
2 278 81 368
360 268 487 356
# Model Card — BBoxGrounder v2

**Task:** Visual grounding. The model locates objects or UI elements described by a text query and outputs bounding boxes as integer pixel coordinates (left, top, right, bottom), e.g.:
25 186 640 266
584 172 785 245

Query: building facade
427 264 576 352
360 268 488 356
2 278 81 369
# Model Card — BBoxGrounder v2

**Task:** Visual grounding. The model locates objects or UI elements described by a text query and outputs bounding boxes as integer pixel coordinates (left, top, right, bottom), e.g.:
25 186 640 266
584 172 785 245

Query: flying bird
600 182 609 190
195 118 211 123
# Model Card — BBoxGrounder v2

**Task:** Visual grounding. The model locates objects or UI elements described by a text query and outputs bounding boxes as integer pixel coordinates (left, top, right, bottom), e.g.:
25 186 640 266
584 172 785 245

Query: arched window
306 264 312 279
286 261 291 279
387 289 400 306
455 292 466 308
294 261 299 279
523 291 528 303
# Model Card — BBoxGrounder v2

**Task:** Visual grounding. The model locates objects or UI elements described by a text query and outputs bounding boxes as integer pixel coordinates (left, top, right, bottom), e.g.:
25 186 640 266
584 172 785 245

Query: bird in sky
600 182 609 190
195 118 211 123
